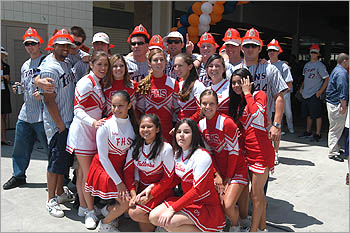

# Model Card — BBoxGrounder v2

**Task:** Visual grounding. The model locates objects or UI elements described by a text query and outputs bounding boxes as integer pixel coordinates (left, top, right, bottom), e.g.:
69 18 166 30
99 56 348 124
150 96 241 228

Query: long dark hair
104 54 132 89
173 118 205 159
131 114 164 161
88 51 112 78
111 90 138 135
175 53 198 102
228 68 255 120
205 53 226 80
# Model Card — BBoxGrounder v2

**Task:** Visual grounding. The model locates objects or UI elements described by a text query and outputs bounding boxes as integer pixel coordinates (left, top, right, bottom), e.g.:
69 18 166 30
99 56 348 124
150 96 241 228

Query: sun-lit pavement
1 128 349 232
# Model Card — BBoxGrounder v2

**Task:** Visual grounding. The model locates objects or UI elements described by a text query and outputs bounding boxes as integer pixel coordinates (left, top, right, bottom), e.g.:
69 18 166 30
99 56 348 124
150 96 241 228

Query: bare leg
306 116 312 133
102 198 129 224
47 171 58 200
76 155 94 210
129 207 155 232
238 185 249 219
76 165 87 208
249 168 269 232
223 183 245 226
56 174 64 196
316 117 322 135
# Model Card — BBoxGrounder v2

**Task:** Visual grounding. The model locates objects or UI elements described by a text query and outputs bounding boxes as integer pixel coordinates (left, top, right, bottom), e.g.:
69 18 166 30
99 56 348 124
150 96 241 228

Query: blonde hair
136 48 165 95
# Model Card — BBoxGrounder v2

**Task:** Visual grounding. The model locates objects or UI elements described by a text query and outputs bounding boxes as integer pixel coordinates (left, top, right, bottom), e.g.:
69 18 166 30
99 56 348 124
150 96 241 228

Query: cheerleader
198 89 249 232
228 68 275 232
84 90 138 231
206 54 230 116
124 114 175 232
174 53 206 123
65 51 108 225
103 54 138 117
136 48 180 143
148 118 226 232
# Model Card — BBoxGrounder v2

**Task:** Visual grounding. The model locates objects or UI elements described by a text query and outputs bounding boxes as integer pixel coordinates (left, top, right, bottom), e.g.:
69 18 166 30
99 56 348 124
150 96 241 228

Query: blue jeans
12 119 48 178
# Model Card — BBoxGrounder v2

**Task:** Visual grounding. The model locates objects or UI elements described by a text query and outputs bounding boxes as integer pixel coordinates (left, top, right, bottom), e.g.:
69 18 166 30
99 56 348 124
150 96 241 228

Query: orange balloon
192 2 202 15
210 13 222 25
188 14 200 26
216 1 226 4
212 4 224 15
237 1 249 6
177 20 182 28
189 35 199 44
170 27 178 32
188 25 199 37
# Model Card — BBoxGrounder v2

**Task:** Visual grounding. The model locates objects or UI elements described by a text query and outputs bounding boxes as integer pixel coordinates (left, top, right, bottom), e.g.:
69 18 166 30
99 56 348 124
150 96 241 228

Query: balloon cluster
170 1 246 44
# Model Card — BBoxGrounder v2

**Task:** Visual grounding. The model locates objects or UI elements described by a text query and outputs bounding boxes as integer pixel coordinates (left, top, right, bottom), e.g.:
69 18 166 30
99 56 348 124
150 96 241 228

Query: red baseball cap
127 24 150 43
197 32 219 48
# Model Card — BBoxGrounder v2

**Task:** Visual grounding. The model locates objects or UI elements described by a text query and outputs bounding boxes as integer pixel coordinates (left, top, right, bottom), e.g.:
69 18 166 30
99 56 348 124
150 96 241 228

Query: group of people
1 21 348 232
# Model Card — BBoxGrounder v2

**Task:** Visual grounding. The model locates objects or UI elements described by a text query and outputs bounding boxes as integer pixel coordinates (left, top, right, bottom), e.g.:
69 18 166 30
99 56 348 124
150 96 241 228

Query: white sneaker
46 198 64 218
229 225 241 232
289 129 295 134
275 152 279 165
98 220 120 232
78 206 88 217
258 228 268 232
239 216 251 229
85 210 98 229
155 226 167 232
57 187 75 204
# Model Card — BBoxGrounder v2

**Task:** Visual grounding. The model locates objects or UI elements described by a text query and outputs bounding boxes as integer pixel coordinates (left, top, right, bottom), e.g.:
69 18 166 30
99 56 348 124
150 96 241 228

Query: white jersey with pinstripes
227 62 288 119
18 54 46 123
125 56 150 82
66 71 105 156
39 53 75 143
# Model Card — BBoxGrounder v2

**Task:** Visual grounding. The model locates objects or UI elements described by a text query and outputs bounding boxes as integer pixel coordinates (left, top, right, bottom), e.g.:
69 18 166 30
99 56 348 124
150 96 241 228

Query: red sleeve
170 165 212 212
151 174 181 197
189 100 202 123
244 91 267 115
223 118 239 179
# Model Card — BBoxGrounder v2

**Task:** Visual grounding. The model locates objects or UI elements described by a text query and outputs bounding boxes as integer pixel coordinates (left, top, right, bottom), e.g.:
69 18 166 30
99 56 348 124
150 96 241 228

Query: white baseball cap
93 32 110 44
1 46 8 56
164 31 184 43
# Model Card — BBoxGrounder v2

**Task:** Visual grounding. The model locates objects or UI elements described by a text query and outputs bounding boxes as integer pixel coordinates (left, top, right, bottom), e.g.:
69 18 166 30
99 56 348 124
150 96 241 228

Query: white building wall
1 1 94 46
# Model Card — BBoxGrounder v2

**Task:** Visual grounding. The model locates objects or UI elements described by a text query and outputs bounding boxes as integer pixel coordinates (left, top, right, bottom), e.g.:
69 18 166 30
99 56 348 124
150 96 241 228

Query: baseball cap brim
92 38 109 44
267 46 280 51
23 38 40 44
242 39 261 46
310 49 320 53
149 45 164 50
164 32 184 42
224 40 241 46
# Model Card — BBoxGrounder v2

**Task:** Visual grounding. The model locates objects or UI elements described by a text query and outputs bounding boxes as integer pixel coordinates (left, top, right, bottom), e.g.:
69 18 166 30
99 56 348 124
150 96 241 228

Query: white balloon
198 24 210 35
199 14 211 26
201 2 213 14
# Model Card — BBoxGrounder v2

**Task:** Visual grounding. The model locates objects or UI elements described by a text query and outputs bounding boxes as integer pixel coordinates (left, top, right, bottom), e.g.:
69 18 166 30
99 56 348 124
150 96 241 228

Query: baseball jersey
96 115 136 186
177 79 206 122
66 71 106 155
228 62 288 119
198 112 241 179
238 91 274 168
208 78 230 116
72 60 89 83
124 142 175 195
18 54 46 123
125 56 150 82
136 74 180 142
198 62 212 87
104 79 138 117
39 53 75 143
302 60 329 99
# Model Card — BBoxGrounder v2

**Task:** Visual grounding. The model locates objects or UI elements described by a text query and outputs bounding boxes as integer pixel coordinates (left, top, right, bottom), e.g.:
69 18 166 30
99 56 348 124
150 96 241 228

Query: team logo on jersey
150 89 167 98
115 137 133 147
194 209 200 217
137 160 155 168
204 133 220 144
175 162 185 172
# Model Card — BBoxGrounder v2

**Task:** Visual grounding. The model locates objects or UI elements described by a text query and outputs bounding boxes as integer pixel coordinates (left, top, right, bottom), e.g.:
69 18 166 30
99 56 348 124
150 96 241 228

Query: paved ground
1 127 349 232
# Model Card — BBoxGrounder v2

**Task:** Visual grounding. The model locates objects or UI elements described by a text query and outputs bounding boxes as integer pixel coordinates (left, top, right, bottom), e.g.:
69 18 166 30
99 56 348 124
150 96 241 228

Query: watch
272 122 281 129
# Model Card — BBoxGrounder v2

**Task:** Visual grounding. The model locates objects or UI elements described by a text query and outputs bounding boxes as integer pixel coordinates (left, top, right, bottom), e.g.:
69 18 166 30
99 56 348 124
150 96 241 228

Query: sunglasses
130 41 145 46
73 41 83 46
267 49 278 53
167 40 182 45
24 42 39 47
243 44 259 49
310 51 319 54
